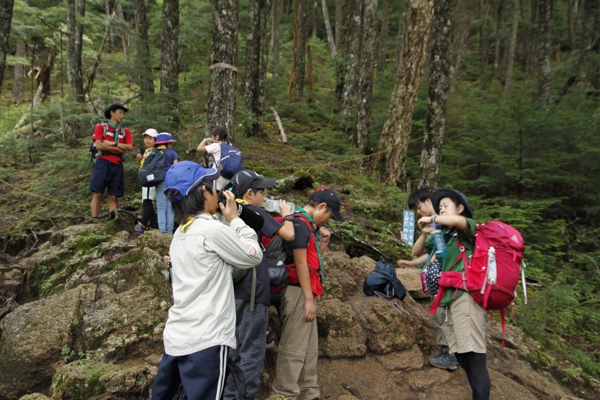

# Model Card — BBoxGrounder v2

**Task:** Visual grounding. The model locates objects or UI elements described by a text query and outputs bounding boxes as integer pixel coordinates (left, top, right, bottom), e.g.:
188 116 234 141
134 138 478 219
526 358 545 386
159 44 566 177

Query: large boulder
317 299 366 359
395 267 430 300
0 284 97 400
322 252 375 301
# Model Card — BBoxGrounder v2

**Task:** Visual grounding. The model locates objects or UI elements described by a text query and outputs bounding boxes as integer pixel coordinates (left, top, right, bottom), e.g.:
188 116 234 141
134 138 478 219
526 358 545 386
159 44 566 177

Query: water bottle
431 230 448 258
264 199 295 213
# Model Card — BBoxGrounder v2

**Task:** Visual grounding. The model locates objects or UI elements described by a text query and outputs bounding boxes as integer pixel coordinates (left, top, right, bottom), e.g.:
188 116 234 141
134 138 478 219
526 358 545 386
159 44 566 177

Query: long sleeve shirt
163 213 263 356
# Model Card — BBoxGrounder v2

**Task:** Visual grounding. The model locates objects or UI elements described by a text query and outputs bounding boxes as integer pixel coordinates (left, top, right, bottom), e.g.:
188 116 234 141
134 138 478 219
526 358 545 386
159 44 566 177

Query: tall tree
105 0 115 52
393 12 407 72
480 0 491 78
321 0 336 56
289 0 300 95
355 0 379 153
525 0 538 76
371 0 434 186
160 0 180 122
135 0 155 101
376 0 390 75
493 0 503 76
537 0 554 106
567 0 576 50
0 0 14 97
451 0 474 92
257 0 273 133
66 0 86 102
500 0 511 84
335 0 343 51
116 3 129 63
339 0 362 133
575 0 597 84
312 0 318 37
207 0 239 137
504 0 519 90
419 0 452 191
272 0 282 76
12 41 25 103
295 0 309 99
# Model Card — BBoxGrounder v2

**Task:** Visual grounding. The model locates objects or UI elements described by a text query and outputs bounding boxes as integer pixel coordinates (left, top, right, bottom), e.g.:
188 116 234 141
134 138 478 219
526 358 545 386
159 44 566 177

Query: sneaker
134 223 146 234
428 352 459 371
266 330 275 348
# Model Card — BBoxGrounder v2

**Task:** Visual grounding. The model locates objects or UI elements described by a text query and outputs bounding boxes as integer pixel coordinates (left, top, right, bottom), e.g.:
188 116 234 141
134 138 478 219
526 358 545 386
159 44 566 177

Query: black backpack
170 356 246 400
264 234 290 291
139 149 168 187
363 259 407 301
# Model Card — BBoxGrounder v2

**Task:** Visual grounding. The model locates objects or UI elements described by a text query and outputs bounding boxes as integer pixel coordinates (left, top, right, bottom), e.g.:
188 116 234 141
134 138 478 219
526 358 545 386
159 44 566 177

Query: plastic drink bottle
431 230 448 258
264 199 295 213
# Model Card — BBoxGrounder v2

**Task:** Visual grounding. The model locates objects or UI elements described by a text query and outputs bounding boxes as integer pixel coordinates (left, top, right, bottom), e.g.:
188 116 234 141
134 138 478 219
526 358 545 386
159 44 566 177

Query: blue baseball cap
165 161 220 202
156 133 177 144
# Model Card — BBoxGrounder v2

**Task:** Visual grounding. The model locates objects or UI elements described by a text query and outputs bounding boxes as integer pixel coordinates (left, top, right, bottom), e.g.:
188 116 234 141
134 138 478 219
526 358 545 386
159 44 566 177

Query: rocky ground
0 221 598 400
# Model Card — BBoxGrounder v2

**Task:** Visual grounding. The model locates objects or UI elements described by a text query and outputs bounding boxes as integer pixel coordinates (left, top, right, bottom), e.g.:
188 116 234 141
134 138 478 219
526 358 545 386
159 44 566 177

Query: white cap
142 128 159 138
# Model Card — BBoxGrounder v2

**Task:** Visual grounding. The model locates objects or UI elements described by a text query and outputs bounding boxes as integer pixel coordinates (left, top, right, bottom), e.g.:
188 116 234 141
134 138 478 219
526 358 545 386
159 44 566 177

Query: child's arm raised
412 224 435 257
418 215 468 231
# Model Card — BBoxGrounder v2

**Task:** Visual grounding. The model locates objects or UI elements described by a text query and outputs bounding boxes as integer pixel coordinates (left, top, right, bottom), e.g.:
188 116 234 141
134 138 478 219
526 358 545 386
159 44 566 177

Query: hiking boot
134 223 146 234
266 330 275 348
428 351 459 371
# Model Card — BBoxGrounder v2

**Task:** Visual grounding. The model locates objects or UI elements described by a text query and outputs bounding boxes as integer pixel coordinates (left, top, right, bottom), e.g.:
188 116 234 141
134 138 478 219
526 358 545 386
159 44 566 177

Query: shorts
447 292 488 354
88 158 125 197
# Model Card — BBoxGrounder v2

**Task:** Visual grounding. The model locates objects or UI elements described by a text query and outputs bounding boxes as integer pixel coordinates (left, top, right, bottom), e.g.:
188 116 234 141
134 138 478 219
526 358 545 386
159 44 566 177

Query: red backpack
431 221 527 345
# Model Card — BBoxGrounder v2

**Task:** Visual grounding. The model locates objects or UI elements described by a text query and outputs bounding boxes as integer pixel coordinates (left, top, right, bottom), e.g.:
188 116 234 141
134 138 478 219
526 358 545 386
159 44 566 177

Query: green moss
86 336 105 351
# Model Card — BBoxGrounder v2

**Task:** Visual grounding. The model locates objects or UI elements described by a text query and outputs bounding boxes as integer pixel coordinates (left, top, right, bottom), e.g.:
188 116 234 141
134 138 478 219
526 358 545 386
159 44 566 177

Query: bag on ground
363 259 407 301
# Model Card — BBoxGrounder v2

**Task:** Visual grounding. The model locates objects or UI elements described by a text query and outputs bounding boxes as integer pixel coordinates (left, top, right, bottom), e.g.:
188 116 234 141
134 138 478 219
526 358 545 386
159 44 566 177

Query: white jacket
163 213 263 356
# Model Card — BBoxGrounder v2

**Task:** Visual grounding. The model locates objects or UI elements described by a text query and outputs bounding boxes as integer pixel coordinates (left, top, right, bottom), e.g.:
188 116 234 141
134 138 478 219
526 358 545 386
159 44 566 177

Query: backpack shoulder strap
100 122 109 139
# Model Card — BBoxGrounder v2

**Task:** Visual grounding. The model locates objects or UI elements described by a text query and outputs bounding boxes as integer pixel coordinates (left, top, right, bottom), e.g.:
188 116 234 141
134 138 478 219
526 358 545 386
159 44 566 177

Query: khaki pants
431 305 448 347
447 292 488 354
273 286 319 400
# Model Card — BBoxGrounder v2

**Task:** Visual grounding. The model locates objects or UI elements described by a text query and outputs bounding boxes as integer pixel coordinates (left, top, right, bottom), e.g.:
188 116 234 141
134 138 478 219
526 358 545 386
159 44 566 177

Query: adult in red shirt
88 103 134 218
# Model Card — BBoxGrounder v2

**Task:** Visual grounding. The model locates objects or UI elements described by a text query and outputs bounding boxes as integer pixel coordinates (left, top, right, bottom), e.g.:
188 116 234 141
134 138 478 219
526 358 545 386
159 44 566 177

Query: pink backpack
430 221 527 345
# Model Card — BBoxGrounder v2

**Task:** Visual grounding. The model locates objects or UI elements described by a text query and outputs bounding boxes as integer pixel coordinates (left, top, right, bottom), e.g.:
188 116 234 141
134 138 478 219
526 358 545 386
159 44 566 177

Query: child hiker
135 128 159 234
154 133 179 234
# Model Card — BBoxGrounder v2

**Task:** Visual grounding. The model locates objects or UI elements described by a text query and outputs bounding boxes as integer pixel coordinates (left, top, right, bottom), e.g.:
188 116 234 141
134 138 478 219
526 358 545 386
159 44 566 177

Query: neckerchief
178 211 210 233
108 121 122 144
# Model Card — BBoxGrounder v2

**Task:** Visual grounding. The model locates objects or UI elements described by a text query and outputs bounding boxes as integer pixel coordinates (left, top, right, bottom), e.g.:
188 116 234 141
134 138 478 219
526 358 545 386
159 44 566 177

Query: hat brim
155 139 177 144
431 188 473 219
104 105 129 119
331 208 344 222
254 178 277 189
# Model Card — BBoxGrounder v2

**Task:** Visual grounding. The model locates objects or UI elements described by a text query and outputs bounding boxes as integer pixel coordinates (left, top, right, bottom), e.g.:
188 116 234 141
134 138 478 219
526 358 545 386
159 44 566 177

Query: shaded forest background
0 0 600 386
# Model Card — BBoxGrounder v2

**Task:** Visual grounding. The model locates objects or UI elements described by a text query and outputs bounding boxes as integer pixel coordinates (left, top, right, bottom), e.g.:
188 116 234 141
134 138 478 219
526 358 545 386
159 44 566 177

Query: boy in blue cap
150 161 263 400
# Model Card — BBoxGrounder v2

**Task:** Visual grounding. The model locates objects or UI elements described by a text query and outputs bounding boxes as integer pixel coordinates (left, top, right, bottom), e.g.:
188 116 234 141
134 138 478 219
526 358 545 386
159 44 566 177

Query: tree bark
66 0 86 102
135 0 155 101
339 0 362 133
451 0 473 92
526 0 538 76
567 0 575 51
105 0 115 52
312 0 318 37
321 0 336 56
575 0 597 84
371 0 434 186
160 0 180 123
295 0 309 99
376 0 390 75
272 0 282 76
207 0 239 138
289 0 300 96
116 3 129 63
504 0 519 90
537 0 554 106
335 0 343 52
480 0 491 78
419 0 452 191
493 0 503 76
0 0 14 97
355 0 379 153
393 12 407 73
12 41 25 103
258 0 273 133
245 0 261 114
501 0 511 85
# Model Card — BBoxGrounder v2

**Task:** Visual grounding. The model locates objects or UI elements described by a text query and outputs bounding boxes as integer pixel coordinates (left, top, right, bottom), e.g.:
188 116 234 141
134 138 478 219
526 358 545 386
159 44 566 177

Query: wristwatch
431 215 436 224
282 215 294 223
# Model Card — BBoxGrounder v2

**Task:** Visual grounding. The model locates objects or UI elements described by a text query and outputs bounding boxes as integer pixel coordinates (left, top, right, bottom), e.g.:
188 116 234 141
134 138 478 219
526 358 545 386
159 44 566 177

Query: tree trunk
501 0 511 85
355 0 379 153
419 0 452 191
376 0 390 75
207 0 239 138
504 0 519 90
537 0 554 106
526 0 538 76
451 0 473 92
289 0 300 96
33 54 54 106
575 0 586 43
105 0 114 52
0 0 14 96
371 0 435 186
116 3 129 63
135 0 155 101
493 0 503 76
12 41 25 103
575 0 597 84
295 0 309 99
321 0 336 56
272 0 282 76
480 0 491 78
335 0 343 52
312 0 318 37
339 0 362 133
245 0 261 115
393 12 407 73
257 0 273 134
567 0 575 50
160 0 180 123
66 0 86 102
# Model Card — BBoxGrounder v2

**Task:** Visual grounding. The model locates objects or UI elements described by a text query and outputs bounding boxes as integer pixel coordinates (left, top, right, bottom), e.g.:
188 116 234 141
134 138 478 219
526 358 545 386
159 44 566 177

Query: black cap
231 170 277 197
312 188 344 222
431 188 473 219
104 103 129 119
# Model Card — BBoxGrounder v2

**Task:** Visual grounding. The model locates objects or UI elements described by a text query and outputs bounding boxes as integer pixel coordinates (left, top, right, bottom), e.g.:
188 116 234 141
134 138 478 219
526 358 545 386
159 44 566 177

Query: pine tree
160 0 180 123
538 0 554 106
0 0 14 97
135 0 155 102
66 0 85 102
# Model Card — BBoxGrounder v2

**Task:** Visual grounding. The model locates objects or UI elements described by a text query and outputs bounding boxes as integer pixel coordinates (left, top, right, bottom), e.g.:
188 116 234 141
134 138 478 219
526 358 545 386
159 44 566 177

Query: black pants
141 198 158 229
455 352 490 400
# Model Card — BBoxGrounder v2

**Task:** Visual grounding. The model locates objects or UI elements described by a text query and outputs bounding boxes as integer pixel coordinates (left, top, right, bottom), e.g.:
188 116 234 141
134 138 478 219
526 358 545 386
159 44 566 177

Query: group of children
149 159 344 400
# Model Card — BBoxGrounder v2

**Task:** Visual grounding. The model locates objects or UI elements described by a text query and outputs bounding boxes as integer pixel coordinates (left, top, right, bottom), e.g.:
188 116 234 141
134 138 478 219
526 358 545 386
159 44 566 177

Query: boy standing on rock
273 188 344 400
150 161 263 400
397 189 458 371
222 170 296 400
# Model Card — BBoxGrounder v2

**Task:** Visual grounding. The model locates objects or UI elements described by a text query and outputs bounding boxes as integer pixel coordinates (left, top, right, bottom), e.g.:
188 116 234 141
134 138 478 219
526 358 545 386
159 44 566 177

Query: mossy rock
273 171 315 193
50 360 121 400
137 230 173 256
